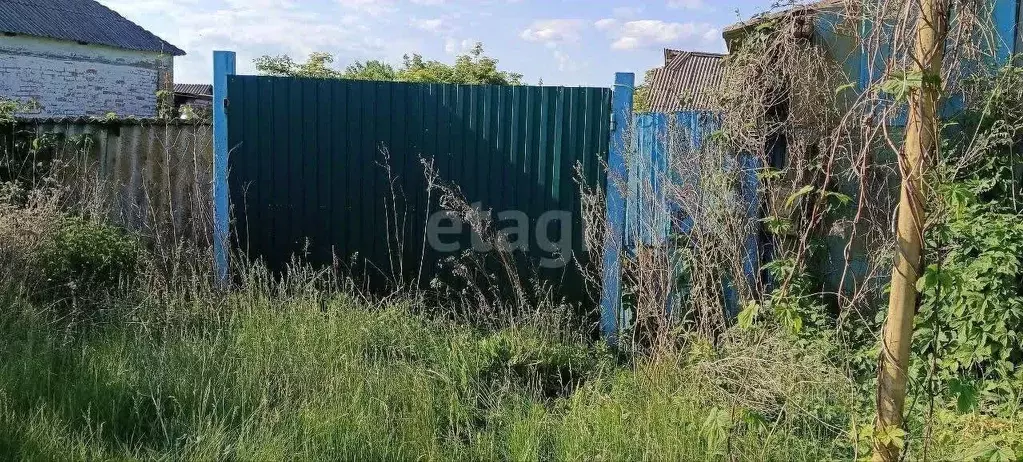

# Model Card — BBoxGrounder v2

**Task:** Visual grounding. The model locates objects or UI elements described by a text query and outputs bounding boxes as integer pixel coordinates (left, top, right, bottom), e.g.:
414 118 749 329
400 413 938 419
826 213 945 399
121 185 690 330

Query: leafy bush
911 65 1023 411
35 216 140 305
915 195 1023 409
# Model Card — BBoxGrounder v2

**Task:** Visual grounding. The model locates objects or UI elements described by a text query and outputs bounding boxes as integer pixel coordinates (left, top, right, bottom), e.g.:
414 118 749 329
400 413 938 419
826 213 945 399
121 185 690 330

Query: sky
97 0 781 87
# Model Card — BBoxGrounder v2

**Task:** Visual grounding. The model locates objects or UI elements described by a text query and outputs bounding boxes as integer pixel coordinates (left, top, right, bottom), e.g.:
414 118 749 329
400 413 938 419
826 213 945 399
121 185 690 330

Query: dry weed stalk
573 110 763 351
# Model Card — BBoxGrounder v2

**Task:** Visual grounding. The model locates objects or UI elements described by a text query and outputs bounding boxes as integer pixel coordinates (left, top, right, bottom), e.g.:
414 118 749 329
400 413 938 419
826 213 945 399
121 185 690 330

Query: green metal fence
227 75 611 291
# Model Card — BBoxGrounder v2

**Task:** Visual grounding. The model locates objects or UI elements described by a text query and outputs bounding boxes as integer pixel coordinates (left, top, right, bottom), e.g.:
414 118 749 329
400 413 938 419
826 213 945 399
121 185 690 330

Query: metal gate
226 75 610 291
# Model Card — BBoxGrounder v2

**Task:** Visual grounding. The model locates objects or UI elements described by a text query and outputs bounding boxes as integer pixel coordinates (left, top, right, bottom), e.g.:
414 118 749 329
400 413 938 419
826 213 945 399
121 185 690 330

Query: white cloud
412 18 450 34
411 0 445 4
444 37 476 55
594 18 617 31
702 27 721 42
519 19 585 45
611 6 643 18
667 0 708 10
97 0 403 84
336 0 396 16
97 0 198 16
552 49 580 71
225 0 295 9
597 19 718 50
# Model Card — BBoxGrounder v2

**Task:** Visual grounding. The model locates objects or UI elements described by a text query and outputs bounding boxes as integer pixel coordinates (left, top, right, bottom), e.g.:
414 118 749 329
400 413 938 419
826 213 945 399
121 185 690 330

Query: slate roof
646 50 726 113
15 116 209 126
0 0 185 56
174 84 213 96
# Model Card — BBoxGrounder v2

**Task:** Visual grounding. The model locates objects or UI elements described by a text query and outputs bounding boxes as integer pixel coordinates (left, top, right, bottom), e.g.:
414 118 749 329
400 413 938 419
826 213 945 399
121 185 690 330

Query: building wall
0 35 174 118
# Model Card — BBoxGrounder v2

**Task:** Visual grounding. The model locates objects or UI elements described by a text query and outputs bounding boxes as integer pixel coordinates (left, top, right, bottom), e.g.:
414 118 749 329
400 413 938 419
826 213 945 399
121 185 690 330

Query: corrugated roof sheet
0 0 185 56
174 84 213 96
12 116 209 126
647 50 726 113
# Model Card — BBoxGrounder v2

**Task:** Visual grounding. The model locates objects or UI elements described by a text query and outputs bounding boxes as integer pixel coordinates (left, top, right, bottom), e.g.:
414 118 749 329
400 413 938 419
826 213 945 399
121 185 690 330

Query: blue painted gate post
993 0 1018 64
213 50 236 287
600 72 634 344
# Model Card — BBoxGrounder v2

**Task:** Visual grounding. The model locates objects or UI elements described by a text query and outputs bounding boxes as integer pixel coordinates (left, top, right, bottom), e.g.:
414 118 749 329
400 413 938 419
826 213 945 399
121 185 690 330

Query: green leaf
835 81 856 95
755 19 777 32
785 185 815 209
821 190 852 205
757 168 784 181
760 215 792 235
880 71 923 102
875 425 906 449
742 410 768 430
738 302 761 329
879 70 942 102
916 264 940 292
700 407 732 451
949 378 979 413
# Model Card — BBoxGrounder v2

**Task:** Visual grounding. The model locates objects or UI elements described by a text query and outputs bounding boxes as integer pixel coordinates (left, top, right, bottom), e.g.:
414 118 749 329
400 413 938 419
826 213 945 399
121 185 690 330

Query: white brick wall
0 35 174 118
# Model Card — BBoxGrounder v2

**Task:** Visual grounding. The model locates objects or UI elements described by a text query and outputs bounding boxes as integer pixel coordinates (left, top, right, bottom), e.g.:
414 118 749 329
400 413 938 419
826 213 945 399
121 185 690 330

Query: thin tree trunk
874 0 946 460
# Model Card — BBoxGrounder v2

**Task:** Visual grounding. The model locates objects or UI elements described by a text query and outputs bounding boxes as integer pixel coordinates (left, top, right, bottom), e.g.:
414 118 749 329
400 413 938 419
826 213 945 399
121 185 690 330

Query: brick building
0 0 185 118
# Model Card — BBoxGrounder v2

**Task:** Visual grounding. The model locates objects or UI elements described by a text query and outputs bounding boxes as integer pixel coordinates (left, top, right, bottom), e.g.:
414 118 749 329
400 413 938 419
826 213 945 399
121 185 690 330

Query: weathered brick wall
0 35 174 118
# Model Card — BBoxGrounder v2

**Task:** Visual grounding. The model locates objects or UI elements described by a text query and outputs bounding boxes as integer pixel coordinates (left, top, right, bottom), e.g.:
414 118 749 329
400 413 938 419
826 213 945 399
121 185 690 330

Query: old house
717 0 1023 295
173 84 212 109
173 83 212 119
0 0 185 118
645 49 726 113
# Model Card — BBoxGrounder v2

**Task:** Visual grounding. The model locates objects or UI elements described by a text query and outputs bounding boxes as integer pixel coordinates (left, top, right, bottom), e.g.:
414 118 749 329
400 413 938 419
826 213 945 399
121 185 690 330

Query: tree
874 0 946 460
253 43 522 85
633 68 657 112
343 60 397 81
254 52 343 79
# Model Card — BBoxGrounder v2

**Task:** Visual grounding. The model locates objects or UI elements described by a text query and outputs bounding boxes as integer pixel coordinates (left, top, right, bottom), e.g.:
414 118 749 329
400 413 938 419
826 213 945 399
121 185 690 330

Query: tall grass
0 270 857 460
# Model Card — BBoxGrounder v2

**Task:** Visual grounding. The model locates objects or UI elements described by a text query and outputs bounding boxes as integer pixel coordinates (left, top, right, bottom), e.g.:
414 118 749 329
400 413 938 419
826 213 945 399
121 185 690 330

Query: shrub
35 216 140 305
911 67 1023 411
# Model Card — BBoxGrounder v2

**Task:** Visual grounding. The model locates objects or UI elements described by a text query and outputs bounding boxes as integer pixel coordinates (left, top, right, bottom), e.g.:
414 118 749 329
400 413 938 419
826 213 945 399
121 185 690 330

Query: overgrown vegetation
0 178 854 459
607 1 1023 459
3 1 1023 460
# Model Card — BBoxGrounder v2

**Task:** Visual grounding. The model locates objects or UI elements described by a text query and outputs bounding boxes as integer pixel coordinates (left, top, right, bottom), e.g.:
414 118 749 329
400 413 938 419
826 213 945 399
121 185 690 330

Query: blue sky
97 0 780 87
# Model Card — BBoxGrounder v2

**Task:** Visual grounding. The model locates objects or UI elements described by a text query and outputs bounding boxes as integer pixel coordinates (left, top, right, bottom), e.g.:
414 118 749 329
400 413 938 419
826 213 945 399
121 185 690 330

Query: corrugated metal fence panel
2 120 213 241
628 113 666 247
227 76 611 289
627 110 764 319
627 111 718 247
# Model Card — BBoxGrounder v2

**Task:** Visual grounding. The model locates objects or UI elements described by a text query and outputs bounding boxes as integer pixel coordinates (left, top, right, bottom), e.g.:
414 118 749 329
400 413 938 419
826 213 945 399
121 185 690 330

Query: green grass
0 284 857 461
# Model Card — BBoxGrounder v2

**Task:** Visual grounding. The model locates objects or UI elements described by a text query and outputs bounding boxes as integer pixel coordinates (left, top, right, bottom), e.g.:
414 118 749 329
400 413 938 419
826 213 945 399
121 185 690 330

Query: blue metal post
737 152 764 314
213 50 236 287
600 72 634 344
993 0 1019 64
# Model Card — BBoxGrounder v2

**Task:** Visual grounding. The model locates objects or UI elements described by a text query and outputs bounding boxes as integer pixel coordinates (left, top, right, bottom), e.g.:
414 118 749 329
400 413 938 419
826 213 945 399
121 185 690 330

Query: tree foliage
254 43 522 85
254 52 344 79
633 68 657 113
